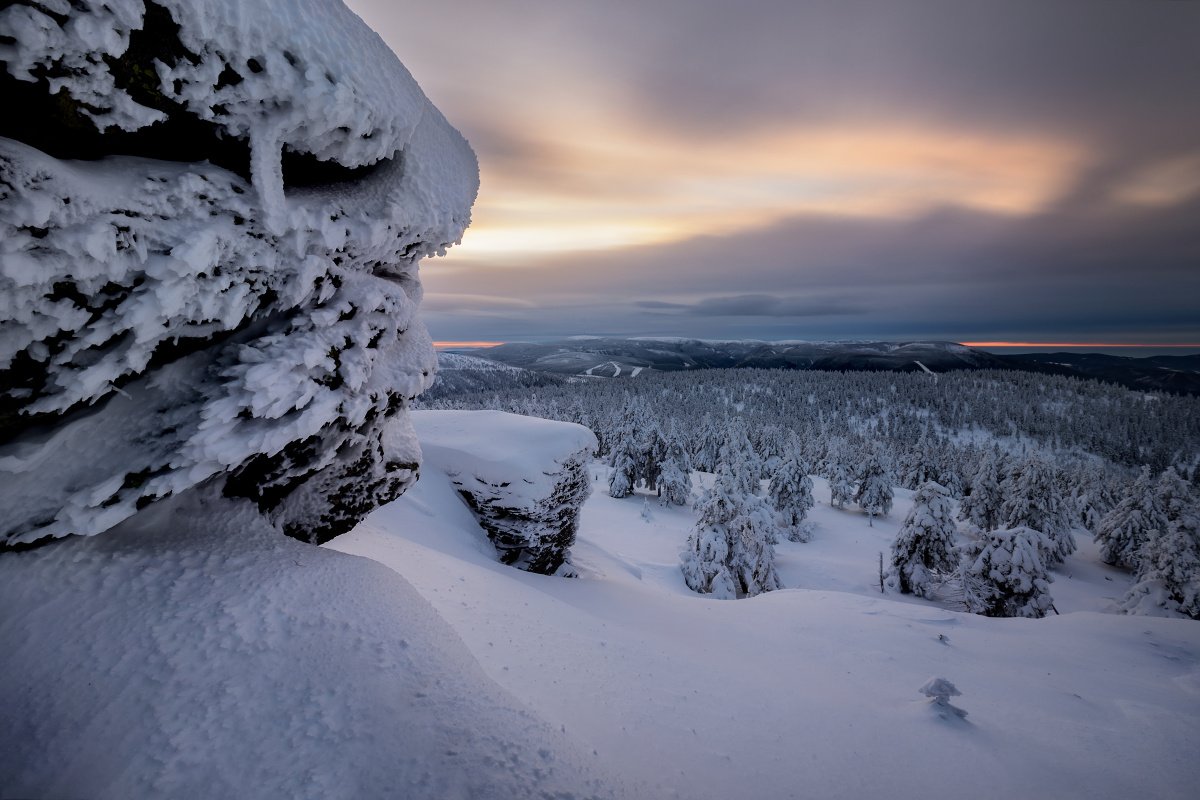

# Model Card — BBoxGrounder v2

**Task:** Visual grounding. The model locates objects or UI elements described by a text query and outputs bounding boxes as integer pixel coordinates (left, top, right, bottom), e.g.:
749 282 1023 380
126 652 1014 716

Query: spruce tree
681 441 780 598
658 442 692 506
1156 466 1195 525
854 453 894 526
890 482 958 597
1122 512 1200 620
828 457 855 510
961 527 1055 618
1000 457 1075 565
1122 489 1200 619
637 426 668 494
1095 466 1163 569
608 437 638 499
769 436 815 542
960 451 1003 532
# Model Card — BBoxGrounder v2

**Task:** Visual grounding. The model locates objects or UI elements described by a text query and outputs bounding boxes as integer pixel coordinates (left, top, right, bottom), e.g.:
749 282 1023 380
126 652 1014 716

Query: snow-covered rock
413 410 597 574
0 0 478 546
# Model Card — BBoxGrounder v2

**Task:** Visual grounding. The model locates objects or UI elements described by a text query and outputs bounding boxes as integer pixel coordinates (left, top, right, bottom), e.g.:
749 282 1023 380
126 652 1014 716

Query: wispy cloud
350 0 1200 345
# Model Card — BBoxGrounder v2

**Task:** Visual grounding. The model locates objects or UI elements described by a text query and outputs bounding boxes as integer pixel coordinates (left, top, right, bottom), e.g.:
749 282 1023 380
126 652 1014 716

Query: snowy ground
332 463 1200 800
3 439 1196 799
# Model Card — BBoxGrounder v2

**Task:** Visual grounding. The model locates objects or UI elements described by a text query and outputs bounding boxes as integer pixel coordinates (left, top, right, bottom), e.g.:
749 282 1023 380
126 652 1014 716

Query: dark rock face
0 1 478 547
454 450 593 575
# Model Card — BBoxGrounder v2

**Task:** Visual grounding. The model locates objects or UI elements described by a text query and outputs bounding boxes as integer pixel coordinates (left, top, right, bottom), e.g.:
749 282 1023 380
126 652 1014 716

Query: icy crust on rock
0 1 479 546
0 0 434 181
0 490 619 799
414 410 598 574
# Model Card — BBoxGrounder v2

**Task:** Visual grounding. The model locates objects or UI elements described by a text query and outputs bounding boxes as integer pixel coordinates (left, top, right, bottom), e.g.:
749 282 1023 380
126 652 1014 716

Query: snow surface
3 408 1198 798
415 409 597 504
0 486 623 799
330 458 1200 800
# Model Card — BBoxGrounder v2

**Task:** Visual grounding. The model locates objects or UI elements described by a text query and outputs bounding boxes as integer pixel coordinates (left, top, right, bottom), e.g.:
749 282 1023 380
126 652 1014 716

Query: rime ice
0 0 478 545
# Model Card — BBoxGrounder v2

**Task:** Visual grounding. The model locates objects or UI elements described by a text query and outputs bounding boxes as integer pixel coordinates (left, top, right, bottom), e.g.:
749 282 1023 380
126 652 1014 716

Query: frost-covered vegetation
422 366 1200 618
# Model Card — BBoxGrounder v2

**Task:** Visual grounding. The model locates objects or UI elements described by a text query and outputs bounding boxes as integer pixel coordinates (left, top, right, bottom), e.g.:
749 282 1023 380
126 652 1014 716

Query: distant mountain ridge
445 338 1200 394
995 351 1200 395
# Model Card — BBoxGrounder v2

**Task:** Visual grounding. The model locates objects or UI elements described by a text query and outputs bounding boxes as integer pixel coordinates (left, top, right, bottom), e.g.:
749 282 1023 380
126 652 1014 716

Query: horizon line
961 341 1200 348
432 341 507 349
434 339 1199 350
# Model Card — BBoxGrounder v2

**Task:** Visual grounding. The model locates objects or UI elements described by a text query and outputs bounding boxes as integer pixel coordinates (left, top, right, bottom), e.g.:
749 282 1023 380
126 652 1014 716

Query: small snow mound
919 676 962 701
920 677 968 719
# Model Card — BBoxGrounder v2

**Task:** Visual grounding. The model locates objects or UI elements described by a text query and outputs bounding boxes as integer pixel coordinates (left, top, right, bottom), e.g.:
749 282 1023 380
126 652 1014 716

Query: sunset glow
962 342 1200 349
450 124 1088 262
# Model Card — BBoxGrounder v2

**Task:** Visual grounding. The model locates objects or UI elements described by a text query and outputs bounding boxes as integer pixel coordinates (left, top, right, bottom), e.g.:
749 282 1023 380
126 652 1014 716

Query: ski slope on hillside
331 461 1200 800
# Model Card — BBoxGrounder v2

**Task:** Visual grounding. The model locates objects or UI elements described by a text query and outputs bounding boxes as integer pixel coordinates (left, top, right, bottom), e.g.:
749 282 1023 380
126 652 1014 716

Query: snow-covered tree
637 425 668 494
690 413 724 473
1095 466 1163 569
1000 457 1075 565
727 501 783 595
959 451 1004 532
769 438 815 542
681 442 780 598
961 527 1055 618
658 445 692 506
608 437 638 499
890 482 958 597
1122 502 1200 619
680 515 736 598
854 453 894 526
828 457 855 510
1156 466 1195 525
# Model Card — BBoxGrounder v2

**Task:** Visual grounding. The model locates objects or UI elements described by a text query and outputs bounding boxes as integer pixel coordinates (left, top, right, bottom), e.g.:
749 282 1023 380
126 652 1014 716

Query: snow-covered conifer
769 436 815 542
854 454 894 526
1156 466 1195 525
890 482 958 597
691 414 723 473
1000 457 1075 564
658 441 692 506
1095 466 1163 569
680 518 736 598
960 451 1003 532
681 442 780 598
608 437 638 499
961 527 1055 618
1122 501 1200 619
828 457 855 510
637 426 668 494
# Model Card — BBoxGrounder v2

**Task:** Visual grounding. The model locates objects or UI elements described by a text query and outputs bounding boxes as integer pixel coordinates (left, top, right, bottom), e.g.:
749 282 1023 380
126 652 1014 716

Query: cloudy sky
349 0 1200 350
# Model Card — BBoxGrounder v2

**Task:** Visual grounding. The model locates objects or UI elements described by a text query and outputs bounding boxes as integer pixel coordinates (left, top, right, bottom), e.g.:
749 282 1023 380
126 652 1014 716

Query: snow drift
0 488 620 799
0 0 478 546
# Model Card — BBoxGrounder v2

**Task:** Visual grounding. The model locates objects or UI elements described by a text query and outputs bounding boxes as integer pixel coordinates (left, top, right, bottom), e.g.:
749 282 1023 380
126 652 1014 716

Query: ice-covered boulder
0 0 478 546
413 410 598 574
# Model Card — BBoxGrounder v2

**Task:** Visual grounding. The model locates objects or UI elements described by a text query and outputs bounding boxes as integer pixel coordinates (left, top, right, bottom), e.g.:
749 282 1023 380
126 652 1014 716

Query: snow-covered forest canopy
423 365 1199 486
422 364 1200 617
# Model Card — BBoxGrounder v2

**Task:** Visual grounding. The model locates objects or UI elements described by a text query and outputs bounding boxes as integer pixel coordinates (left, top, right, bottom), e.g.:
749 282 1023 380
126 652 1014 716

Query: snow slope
0 486 623 799
332 462 1200 800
